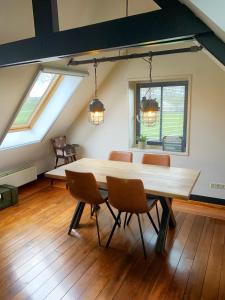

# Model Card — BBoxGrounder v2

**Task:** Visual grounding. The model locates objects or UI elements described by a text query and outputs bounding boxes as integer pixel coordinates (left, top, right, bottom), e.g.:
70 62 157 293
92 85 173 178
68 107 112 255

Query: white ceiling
58 0 160 31
181 0 225 42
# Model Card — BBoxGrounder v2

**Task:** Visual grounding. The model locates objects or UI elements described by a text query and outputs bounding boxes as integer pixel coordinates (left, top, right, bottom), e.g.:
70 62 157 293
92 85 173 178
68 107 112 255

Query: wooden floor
0 179 225 300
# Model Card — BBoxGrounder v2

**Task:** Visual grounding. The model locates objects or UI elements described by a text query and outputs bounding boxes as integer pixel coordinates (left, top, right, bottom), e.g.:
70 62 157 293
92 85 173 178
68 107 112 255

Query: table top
45 158 200 199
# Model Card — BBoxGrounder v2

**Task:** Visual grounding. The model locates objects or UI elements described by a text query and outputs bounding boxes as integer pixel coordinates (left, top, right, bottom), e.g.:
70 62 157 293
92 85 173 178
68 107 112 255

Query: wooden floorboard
0 179 225 300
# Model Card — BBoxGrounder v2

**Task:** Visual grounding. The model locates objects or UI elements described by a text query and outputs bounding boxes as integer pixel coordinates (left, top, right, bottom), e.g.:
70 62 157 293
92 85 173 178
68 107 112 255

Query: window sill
129 146 189 156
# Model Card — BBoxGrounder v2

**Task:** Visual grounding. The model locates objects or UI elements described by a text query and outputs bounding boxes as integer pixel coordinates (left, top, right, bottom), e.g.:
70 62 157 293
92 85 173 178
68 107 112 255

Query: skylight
0 68 87 150
11 71 61 130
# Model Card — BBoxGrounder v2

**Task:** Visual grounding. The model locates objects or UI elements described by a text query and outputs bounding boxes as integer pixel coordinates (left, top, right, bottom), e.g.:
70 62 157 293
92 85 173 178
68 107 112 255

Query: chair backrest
51 136 67 155
108 151 133 163
106 176 148 213
66 170 104 205
142 153 170 167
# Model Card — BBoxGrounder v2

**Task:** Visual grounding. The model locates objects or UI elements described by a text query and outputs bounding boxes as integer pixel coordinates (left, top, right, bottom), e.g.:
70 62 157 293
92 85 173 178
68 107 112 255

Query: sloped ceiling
181 0 225 42
58 0 160 30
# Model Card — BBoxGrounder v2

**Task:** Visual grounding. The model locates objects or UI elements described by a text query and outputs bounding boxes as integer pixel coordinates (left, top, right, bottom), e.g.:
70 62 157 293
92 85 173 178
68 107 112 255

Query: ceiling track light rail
68 46 203 66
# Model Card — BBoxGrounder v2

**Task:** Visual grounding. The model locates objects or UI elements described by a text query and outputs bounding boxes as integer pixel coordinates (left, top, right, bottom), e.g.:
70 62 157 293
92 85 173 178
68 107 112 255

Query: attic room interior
0 0 225 299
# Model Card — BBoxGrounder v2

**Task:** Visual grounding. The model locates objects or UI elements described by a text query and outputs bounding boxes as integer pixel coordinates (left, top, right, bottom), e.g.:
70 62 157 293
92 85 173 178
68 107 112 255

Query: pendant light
140 55 159 127
88 61 105 125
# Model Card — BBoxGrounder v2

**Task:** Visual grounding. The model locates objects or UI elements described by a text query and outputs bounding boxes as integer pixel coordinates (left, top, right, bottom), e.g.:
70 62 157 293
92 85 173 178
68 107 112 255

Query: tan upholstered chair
108 151 133 163
142 153 170 167
106 176 159 258
126 154 170 228
66 170 117 246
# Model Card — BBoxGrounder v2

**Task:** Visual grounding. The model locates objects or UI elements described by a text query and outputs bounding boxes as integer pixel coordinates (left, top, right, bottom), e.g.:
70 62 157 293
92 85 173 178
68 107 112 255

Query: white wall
68 45 225 200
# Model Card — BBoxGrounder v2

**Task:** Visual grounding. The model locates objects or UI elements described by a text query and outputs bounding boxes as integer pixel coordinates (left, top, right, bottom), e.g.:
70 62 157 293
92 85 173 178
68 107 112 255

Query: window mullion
159 86 163 142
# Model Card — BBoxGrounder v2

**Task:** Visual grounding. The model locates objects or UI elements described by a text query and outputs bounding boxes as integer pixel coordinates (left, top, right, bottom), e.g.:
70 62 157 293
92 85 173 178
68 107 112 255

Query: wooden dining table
45 157 200 253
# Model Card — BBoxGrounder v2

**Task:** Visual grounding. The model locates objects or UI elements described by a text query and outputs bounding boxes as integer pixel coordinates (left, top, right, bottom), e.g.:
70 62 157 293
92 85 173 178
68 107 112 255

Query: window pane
162 86 185 138
12 72 56 127
140 87 161 141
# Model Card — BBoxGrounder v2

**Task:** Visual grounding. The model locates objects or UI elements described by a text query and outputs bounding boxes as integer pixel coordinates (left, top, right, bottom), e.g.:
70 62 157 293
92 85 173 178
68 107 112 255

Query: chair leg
126 213 133 226
106 211 121 248
105 201 120 227
137 214 147 259
55 157 59 168
147 212 159 235
124 213 128 229
95 210 101 246
155 203 161 228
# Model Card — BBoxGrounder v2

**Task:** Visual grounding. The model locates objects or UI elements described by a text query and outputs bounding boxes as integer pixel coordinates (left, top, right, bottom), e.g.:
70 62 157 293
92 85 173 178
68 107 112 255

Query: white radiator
0 165 37 187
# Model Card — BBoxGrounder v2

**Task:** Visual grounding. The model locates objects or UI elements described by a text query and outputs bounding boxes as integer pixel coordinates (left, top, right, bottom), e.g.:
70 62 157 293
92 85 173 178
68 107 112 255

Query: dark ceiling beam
32 0 59 36
196 33 225 66
0 6 210 68
154 0 180 9
154 0 225 67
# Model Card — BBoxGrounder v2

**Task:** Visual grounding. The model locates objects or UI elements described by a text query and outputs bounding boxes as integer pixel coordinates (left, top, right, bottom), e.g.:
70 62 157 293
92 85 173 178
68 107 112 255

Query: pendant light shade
88 61 105 125
140 55 159 127
88 98 105 125
140 96 159 127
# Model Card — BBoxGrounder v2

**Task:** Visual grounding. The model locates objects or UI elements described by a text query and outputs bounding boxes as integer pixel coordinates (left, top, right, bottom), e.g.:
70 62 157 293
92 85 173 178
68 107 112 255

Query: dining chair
106 176 159 258
142 153 170 166
108 151 133 163
66 170 117 246
126 153 170 229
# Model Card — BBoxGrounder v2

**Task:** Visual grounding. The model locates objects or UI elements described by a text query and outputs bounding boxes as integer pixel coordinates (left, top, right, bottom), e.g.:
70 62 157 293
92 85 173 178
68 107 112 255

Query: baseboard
190 194 225 206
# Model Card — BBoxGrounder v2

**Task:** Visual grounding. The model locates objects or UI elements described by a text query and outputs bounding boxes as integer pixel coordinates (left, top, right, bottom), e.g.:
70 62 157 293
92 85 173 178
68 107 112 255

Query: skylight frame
10 70 63 132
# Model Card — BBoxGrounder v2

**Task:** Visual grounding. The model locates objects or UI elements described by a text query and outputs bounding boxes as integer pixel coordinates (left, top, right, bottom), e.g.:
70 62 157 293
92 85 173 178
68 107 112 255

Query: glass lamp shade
140 96 159 127
88 98 105 125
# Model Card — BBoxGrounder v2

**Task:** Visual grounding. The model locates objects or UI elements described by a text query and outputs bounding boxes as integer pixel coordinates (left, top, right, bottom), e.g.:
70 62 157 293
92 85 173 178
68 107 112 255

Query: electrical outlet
210 183 225 190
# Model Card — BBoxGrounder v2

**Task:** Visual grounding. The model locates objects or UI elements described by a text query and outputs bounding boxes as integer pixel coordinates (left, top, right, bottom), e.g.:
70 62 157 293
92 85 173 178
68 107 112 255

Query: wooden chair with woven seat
108 151 133 163
126 153 171 228
51 136 78 168
66 170 117 246
106 176 159 258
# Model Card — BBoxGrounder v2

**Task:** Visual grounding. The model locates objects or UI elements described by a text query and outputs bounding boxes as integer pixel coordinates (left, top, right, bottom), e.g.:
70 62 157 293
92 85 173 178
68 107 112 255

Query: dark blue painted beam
32 0 59 36
154 0 225 67
196 33 225 66
0 6 210 68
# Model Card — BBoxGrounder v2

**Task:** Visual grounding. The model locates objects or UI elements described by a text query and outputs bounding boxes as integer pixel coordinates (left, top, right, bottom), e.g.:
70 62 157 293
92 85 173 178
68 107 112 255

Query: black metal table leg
68 202 85 234
168 197 176 228
155 196 170 254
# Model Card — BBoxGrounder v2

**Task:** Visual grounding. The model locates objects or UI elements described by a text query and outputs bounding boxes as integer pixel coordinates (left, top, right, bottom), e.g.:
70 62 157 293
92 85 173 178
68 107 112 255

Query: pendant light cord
94 60 98 98
119 0 129 57
143 53 153 97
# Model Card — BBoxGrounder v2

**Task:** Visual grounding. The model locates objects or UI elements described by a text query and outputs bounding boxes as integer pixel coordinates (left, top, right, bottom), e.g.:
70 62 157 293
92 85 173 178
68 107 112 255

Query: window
136 81 188 152
10 71 61 131
0 69 86 150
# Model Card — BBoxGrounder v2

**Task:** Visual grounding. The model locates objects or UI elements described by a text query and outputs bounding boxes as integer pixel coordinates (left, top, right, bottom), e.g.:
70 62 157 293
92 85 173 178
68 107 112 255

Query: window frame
9 71 63 132
135 80 189 149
